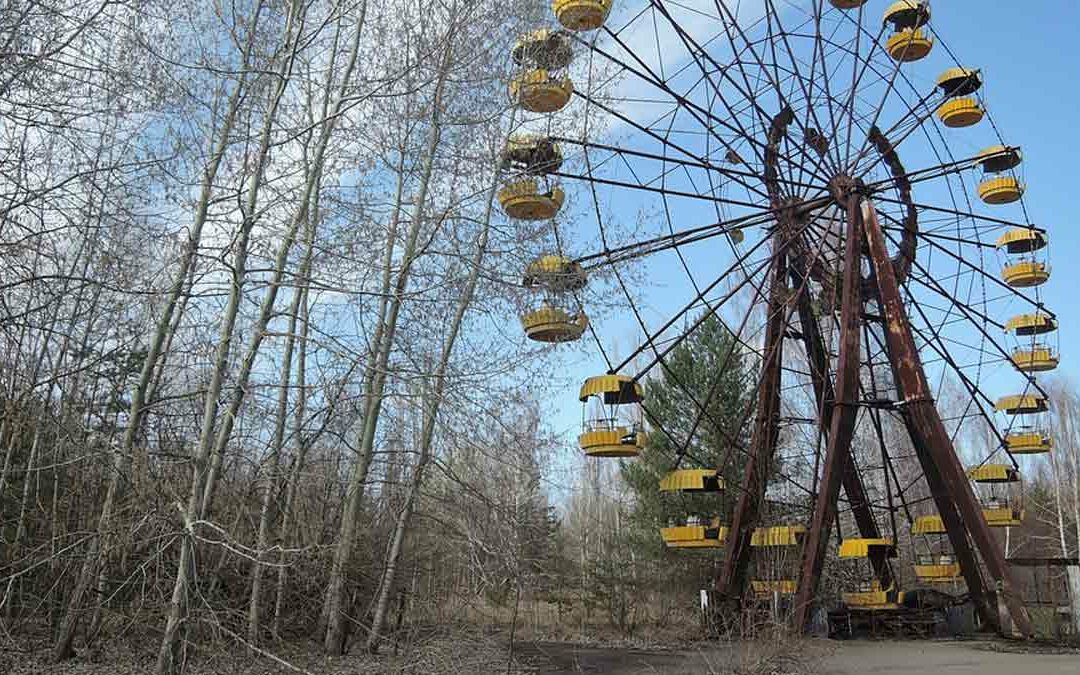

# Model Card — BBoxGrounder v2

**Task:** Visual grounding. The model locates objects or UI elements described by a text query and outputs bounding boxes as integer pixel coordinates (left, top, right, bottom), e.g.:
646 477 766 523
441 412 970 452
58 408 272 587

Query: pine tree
621 313 755 563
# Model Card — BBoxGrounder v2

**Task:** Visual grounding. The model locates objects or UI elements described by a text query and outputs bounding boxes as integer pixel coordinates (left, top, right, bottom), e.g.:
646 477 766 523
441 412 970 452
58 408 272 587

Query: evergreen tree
621 313 755 552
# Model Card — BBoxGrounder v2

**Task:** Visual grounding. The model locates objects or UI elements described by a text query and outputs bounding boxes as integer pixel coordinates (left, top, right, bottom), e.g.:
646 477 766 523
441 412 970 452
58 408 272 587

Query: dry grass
513 637 824 674
689 639 823 675
0 595 822 675
0 621 825 675
0 625 533 675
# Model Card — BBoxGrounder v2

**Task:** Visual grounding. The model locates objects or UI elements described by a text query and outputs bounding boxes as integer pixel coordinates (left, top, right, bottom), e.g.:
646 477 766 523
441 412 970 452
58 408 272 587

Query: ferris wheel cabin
578 374 645 457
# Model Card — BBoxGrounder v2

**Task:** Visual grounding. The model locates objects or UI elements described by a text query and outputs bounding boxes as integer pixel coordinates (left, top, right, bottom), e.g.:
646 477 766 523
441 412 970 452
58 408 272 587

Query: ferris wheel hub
826 174 866 208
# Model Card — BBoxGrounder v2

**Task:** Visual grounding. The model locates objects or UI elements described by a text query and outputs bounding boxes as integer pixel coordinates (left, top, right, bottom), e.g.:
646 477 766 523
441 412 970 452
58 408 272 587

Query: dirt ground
3 635 1076 674
821 639 1078 675
518 639 818 674
521 639 1080 674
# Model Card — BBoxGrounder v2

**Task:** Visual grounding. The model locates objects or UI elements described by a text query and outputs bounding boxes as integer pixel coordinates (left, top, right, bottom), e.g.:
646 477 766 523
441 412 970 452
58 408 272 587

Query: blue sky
934 0 1075 381
524 0 1080 486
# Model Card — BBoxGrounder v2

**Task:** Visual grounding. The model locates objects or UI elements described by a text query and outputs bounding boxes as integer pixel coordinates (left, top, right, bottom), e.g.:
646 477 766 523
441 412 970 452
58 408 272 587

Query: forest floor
4 633 1078 674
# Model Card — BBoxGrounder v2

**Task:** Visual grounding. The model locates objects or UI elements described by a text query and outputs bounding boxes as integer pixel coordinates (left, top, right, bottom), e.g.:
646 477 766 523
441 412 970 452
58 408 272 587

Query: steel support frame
862 200 1033 637
793 194 870 628
714 240 789 599
790 258 892 589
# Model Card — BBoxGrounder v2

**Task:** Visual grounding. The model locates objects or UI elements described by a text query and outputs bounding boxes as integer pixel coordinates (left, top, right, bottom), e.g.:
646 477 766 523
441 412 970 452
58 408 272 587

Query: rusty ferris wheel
498 0 1056 637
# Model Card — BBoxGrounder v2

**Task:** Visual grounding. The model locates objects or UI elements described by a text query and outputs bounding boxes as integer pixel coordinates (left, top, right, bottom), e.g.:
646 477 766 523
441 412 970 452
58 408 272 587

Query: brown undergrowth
0 624 533 675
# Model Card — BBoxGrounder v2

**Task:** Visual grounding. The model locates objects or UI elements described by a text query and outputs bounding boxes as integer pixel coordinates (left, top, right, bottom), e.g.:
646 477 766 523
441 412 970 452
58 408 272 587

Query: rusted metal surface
1007 557 1080 567
862 200 1033 637
793 194 868 629
763 118 919 301
915 451 996 629
714 241 789 599
867 126 917 286
790 258 891 589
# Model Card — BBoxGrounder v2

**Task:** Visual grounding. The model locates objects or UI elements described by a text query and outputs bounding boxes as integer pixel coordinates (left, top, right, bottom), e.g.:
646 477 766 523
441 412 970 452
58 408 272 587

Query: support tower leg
791 258 891 588
862 200 1032 637
793 195 871 628
714 242 789 601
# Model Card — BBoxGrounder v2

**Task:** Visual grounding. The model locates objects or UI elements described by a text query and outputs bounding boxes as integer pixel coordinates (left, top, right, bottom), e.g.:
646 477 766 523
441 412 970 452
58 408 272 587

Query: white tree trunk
155 4 309 670
245 229 312 646
365 116 499 653
322 25 452 655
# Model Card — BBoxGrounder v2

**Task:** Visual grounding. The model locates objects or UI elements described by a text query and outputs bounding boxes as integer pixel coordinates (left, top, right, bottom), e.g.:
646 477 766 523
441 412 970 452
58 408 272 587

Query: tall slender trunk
1065 395 1080 635
50 8 264 663
155 5 309 672
1068 399 1080 563
317 127 408 638
365 121 499 652
270 292 312 637
246 206 317 646
1049 394 1070 559
271 205 317 638
322 35 453 654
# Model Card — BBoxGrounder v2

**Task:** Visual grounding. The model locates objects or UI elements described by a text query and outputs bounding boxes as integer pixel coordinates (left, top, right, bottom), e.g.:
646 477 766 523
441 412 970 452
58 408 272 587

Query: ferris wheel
499 0 1053 637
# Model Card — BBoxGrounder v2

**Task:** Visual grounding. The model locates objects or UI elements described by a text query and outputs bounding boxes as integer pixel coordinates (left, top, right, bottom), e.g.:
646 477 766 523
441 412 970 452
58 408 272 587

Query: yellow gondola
1005 430 1053 455
521 305 588 343
1005 313 1057 336
995 229 1048 255
661 516 728 548
502 135 563 175
509 70 573 113
523 254 586 292
750 526 806 547
751 579 797 596
937 97 983 128
936 67 982 97
658 469 723 493
883 1 931 61
973 465 1028 530
995 394 1048 415
1001 260 1049 288
967 463 1020 484
552 0 612 32
979 176 1025 205
911 515 946 535
579 374 644 457
838 537 901 609
512 30 573 70
885 28 933 62
498 179 565 220
1011 346 1059 373
976 145 1024 205
967 459 1023 530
